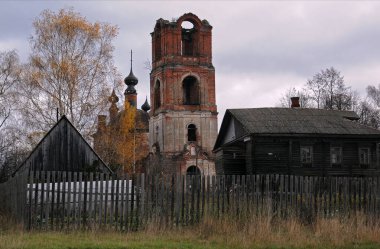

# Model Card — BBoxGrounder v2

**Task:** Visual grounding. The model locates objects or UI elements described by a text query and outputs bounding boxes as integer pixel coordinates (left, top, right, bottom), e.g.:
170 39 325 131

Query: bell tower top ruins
149 13 218 175
150 13 216 114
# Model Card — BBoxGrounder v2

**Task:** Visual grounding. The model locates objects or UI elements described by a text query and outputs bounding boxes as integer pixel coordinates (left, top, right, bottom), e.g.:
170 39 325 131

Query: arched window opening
183 76 199 105
154 80 161 110
187 165 201 175
181 21 197 56
188 124 197 142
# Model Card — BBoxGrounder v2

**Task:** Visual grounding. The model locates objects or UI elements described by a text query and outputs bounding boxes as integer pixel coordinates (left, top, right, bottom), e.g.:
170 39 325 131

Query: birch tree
0 50 24 181
19 8 120 140
0 50 20 129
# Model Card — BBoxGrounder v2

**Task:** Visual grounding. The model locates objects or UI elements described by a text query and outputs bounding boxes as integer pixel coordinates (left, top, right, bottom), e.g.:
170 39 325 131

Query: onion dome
125 84 136 95
141 97 151 112
124 69 138 86
124 50 138 86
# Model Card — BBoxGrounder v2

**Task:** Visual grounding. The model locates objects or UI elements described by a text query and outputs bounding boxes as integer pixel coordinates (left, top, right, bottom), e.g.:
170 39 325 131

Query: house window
359 148 370 165
331 147 342 165
301 146 313 165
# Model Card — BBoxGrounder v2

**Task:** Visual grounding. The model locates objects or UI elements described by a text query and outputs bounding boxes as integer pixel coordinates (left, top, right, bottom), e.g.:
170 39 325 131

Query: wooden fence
1 171 380 231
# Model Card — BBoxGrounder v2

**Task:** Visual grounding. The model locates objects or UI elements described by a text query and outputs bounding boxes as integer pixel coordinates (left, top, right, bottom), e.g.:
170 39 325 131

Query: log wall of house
218 136 380 176
215 145 245 175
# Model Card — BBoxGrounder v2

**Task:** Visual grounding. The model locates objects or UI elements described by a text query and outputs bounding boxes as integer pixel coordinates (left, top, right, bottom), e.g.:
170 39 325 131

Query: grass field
1 215 380 249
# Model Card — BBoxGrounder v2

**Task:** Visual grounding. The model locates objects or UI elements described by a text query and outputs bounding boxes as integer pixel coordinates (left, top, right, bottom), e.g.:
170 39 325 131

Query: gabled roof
14 115 113 175
214 108 380 150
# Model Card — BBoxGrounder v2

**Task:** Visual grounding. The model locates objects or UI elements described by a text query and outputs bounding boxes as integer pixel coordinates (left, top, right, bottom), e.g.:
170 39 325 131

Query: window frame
330 146 343 167
300 145 313 166
359 147 370 166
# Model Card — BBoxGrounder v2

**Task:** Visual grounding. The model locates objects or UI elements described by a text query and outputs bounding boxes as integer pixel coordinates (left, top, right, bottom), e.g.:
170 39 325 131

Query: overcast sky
1 1 380 126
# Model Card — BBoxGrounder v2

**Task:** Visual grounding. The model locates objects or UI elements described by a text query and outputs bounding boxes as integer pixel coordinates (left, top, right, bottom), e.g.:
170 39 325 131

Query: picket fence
1 170 380 231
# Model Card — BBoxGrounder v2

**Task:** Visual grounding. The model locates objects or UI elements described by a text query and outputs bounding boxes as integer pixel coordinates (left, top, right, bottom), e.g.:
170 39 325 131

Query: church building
93 13 218 176
148 13 218 175
93 52 151 174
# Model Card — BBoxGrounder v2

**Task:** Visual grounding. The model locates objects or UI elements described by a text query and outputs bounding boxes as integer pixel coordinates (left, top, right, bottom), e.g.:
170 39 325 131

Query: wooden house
214 106 380 176
14 116 112 175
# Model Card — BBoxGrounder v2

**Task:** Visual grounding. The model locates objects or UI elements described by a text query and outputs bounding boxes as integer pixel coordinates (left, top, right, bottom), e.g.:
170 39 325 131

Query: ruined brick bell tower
149 13 218 175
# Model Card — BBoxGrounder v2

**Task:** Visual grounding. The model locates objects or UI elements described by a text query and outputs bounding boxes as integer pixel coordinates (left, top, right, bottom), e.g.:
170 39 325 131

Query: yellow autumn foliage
96 101 148 174
21 7 120 140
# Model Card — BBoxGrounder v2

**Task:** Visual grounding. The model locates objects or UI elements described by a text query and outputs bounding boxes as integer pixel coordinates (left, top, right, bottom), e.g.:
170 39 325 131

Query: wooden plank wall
1 171 380 231
18 118 110 174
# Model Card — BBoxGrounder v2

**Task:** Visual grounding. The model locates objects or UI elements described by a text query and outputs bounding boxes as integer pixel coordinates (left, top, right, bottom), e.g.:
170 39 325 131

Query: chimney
290 97 300 108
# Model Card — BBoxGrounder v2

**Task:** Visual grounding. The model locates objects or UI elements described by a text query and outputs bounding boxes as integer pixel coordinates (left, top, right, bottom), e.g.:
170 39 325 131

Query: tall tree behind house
18 8 121 142
307 67 354 111
357 85 380 129
279 67 357 111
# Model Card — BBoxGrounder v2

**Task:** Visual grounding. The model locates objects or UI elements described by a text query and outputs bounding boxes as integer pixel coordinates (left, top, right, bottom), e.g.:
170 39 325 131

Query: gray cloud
1 1 380 126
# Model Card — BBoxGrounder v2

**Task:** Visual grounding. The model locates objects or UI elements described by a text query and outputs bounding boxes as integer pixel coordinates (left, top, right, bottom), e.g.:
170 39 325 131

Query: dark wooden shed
15 116 112 175
214 108 380 176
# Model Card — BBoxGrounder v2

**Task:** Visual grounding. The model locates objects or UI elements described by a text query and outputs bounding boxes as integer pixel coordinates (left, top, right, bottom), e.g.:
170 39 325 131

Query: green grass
0 230 380 249
2 214 380 249
0 231 228 249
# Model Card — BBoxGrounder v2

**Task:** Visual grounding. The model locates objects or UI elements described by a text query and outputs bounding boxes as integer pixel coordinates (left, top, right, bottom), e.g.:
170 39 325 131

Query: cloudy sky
1 1 380 126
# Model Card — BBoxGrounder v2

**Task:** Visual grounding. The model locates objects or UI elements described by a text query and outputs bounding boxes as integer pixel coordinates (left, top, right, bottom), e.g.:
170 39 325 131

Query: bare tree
0 50 21 129
19 8 121 141
0 129 29 182
305 67 354 110
144 59 152 71
0 50 23 180
366 85 380 107
357 84 380 129
306 71 327 109
356 100 380 129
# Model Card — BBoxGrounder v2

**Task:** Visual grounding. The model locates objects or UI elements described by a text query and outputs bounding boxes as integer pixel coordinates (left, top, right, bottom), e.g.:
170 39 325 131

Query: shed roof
14 115 113 175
